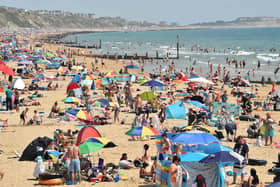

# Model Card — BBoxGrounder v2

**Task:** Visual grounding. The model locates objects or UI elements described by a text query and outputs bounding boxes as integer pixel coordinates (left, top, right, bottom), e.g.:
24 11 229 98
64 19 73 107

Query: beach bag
33 159 45 178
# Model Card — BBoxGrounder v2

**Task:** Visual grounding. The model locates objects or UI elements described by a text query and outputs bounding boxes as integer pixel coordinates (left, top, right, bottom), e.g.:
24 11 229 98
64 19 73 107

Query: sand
0 40 279 187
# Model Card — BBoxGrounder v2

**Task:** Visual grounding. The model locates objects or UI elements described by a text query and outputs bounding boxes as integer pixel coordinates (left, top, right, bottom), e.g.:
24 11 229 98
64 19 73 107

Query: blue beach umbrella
141 80 164 87
171 132 219 145
199 151 244 163
267 182 280 187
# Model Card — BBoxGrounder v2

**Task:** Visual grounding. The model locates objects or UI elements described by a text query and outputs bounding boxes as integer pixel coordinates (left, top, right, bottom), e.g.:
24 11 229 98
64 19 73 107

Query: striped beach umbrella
62 97 81 104
125 126 161 137
67 109 93 121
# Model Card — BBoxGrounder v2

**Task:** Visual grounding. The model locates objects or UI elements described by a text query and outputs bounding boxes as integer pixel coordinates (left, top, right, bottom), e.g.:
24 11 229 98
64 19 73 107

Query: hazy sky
1 0 280 24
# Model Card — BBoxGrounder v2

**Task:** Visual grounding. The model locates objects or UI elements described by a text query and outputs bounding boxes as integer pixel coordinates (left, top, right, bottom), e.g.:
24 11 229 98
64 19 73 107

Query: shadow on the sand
138 185 157 187
27 178 37 181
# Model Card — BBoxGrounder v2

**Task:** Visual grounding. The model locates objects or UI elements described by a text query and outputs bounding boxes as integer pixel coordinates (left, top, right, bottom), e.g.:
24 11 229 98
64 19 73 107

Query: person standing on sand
5 86 13 111
67 140 81 184
233 136 249 185
263 112 275 146
169 156 181 187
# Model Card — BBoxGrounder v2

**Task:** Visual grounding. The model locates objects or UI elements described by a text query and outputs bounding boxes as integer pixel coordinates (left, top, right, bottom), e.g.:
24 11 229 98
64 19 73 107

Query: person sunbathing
119 153 134 169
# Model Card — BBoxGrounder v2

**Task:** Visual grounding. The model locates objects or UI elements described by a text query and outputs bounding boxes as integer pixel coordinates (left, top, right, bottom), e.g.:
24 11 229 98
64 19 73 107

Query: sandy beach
0 34 279 187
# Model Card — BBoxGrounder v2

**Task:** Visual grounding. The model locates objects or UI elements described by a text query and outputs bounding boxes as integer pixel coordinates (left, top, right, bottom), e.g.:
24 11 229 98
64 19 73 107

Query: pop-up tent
76 126 102 145
165 101 187 119
13 78 25 90
19 136 52 161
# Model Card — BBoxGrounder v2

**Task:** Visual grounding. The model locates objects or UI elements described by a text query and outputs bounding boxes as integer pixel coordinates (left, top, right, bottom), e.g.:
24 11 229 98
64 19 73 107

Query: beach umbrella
125 64 140 69
95 78 111 86
140 91 157 101
171 131 219 145
180 152 208 162
105 71 120 77
0 86 7 92
46 52 54 58
34 73 45 80
267 182 280 187
85 75 95 80
0 64 15 76
57 66 67 72
67 82 80 92
199 151 244 163
91 98 109 107
141 80 164 87
125 126 161 137
175 93 192 98
189 77 214 85
0 60 6 65
78 141 104 154
18 60 33 65
198 143 233 154
67 109 93 121
62 97 81 104
35 59 50 64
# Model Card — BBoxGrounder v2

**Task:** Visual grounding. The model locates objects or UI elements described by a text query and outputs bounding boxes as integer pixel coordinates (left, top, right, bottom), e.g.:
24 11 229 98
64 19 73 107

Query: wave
256 55 280 62
230 51 255 56
258 53 279 57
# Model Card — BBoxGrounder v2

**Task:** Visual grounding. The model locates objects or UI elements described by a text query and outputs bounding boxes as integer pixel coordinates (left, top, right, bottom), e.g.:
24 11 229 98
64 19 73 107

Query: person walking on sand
20 108 29 125
67 140 81 184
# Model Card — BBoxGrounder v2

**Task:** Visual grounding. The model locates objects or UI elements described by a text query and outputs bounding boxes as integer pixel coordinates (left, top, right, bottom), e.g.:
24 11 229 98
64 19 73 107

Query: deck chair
91 158 104 172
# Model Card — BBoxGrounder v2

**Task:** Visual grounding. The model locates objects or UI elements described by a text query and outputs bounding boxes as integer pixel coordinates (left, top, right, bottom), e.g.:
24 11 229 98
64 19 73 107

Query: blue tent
184 100 209 111
180 152 208 162
165 101 186 119
71 74 81 83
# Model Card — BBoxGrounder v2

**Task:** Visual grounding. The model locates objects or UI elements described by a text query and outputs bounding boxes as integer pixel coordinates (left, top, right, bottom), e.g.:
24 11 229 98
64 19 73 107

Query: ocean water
64 28 280 81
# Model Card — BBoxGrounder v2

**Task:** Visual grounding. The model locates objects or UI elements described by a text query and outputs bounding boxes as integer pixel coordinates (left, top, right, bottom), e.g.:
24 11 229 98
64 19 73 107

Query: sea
64 27 280 81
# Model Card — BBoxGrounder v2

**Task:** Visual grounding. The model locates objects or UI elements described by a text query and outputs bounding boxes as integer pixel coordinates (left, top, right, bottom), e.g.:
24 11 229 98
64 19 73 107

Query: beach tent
76 126 102 145
184 100 209 111
67 82 80 92
165 101 187 119
71 74 82 83
19 136 52 161
180 162 224 187
13 78 25 90
179 152 208 162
